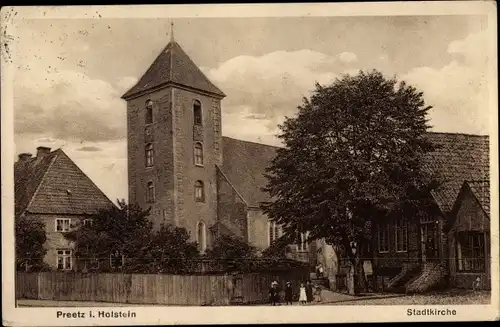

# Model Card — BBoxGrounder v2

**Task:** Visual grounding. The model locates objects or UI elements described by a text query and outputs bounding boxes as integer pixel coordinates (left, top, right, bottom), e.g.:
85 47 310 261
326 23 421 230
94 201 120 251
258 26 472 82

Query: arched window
194 180 205 202
145 100 153 124
145 143 154 167
193 100 202 126
194 142 204 166
146 181 155 203
197 221 207 253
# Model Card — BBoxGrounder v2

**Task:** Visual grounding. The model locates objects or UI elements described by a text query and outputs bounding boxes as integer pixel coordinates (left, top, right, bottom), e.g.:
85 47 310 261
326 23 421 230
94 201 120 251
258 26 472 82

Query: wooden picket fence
16 269 307 305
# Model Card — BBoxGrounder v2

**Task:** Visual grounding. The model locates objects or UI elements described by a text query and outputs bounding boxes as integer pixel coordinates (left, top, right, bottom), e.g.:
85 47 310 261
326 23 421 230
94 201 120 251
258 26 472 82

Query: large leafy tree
15 215 48 271
262 70 440 294
65 200 153 272
65 200 200 273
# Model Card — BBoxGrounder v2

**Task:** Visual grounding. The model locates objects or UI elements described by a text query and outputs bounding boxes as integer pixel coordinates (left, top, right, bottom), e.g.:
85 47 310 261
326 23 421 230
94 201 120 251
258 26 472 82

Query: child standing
299 283 307 305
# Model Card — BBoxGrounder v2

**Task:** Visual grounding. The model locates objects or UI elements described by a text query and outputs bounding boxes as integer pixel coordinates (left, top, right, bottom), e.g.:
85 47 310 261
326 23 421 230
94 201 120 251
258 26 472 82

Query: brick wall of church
171 87 221 243
126 88 175 229
247 209 269 251
216 169 248 240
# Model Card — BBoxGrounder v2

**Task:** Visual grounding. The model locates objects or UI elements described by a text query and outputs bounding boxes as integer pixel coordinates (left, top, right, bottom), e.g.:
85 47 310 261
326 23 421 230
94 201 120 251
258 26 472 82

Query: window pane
193 101 202 126
57 258 64 270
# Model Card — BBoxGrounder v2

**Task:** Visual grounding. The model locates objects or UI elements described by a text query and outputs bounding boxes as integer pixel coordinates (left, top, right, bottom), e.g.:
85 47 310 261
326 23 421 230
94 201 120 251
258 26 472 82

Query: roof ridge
427 131 489 138
222 136 281 149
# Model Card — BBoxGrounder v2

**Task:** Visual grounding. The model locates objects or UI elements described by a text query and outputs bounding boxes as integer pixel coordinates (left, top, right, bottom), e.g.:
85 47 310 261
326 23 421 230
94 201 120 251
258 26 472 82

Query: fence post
37 272 42 300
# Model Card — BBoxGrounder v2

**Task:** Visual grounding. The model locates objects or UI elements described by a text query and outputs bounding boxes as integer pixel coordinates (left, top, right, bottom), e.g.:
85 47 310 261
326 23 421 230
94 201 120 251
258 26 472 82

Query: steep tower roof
121 41 225 100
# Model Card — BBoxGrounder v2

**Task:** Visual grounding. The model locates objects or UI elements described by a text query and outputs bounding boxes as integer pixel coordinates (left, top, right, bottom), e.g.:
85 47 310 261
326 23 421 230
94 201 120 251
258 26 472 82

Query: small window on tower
145 143 154 167
194 180 205 202
194 142 204 166
146 181 155 203
145 100 153 125
193 100 202 126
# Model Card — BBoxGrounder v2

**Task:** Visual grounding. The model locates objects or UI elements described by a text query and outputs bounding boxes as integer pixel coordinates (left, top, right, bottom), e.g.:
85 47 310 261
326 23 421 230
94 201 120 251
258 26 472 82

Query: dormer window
145 100 153 125
193 100 202 126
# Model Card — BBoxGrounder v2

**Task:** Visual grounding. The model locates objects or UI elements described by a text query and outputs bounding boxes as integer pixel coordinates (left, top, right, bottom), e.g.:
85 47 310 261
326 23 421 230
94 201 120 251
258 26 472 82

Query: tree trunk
346 256 367 295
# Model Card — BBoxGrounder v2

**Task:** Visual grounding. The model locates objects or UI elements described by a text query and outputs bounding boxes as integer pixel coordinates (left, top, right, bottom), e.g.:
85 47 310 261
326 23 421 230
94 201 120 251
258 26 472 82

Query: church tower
121 27 225 251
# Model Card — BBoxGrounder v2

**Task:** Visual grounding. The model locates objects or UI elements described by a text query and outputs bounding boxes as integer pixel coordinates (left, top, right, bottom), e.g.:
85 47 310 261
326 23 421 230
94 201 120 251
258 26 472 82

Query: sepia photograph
1 2 498 325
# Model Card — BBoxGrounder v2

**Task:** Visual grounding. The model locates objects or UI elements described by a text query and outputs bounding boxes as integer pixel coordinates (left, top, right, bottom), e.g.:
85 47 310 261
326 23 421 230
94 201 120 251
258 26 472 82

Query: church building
121 35 312 260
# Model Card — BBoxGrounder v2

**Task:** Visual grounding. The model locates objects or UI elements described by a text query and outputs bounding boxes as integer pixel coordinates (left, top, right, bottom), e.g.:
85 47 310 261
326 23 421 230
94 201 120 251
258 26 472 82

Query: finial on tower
170 21 174 42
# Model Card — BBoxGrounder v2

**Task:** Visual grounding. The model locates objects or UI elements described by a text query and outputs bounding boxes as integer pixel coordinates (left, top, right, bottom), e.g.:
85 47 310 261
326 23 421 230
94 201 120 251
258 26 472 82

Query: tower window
145 143 154 167
194 180 205 202
194 142 204 166
146 181 155 203
145 100 153 124
197 221 207 253
193 100 202 126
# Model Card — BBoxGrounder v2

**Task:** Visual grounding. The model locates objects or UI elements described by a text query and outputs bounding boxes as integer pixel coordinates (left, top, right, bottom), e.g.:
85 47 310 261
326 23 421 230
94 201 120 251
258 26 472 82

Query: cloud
222 107 283 147
338 52 358 63
204 49 340 128
76 146 102 152
14 69 127 142
402 29 490 135
115 76 138 94
12 23 127 143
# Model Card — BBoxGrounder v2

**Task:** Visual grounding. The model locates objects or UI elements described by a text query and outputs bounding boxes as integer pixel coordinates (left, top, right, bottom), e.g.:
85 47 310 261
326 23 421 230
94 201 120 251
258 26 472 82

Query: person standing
269 281 280 306
305 280 313 303
299 282 307 305
284 281 293 305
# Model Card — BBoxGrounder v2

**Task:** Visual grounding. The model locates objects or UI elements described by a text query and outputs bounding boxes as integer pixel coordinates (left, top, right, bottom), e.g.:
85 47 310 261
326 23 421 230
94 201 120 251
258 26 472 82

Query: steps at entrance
406 262 446 294
386 264 420 293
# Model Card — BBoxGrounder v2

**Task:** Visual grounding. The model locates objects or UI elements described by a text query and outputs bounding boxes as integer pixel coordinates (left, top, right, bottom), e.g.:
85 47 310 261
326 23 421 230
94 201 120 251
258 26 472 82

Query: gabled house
372 133 490 293
14 146 115 270
446 180 490 290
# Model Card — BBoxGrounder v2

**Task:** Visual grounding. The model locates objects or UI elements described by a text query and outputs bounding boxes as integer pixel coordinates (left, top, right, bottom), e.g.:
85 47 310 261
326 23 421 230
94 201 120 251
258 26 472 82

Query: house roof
121 41 225 100
221 136 278 207
466 180 490 217
14 149 114 216
424 133 489 214
220 132 490 211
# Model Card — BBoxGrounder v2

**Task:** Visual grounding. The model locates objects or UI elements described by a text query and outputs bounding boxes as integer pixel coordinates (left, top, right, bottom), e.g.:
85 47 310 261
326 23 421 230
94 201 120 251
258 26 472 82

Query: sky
9 13 492 203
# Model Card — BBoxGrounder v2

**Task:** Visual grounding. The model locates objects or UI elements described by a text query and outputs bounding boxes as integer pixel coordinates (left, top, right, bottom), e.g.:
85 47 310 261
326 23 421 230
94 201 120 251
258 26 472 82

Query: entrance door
421 223 439 262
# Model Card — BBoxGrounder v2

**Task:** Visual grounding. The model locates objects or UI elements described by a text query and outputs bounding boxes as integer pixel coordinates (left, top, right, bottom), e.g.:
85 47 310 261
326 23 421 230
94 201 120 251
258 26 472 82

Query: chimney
36 146 51 158
18 153 33 162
